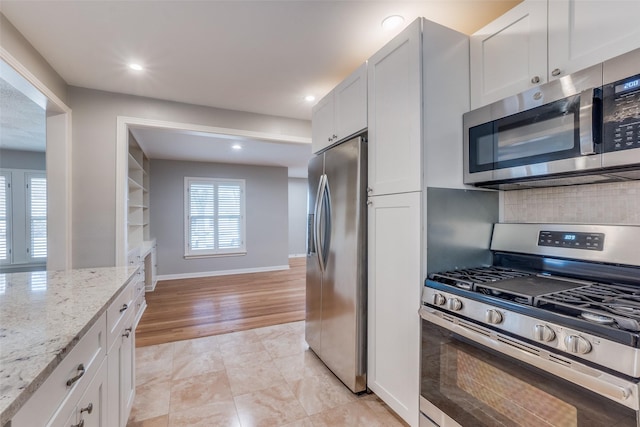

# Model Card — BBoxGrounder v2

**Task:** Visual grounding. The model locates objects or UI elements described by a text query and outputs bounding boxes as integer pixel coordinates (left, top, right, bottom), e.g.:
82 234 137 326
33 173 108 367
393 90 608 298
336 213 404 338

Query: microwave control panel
603 74 640 152
538 231 605 251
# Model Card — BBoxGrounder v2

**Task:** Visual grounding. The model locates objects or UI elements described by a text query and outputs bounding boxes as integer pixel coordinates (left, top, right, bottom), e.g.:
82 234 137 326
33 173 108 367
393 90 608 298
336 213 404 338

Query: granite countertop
0 266 138 425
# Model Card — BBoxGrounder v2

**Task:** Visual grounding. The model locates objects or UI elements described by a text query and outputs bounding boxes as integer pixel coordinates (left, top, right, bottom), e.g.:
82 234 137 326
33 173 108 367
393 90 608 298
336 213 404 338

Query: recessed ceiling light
129 63 144 71
304 95 316 102
381 15 405 31
232 144 242 150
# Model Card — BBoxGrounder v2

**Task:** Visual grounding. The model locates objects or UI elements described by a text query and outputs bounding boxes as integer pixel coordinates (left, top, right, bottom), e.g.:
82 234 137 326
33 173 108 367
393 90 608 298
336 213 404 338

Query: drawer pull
80 403 93 414
119 303 129 313
66 363 85 387
123 327 133 338
71 420 85 427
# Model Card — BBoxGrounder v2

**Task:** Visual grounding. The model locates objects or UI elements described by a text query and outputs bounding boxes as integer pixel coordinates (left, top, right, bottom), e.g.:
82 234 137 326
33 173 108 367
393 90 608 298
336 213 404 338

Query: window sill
184 251 247 260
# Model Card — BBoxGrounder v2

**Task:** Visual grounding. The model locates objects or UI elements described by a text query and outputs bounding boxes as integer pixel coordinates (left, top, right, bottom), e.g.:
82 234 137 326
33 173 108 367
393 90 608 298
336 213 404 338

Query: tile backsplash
502 181 640 225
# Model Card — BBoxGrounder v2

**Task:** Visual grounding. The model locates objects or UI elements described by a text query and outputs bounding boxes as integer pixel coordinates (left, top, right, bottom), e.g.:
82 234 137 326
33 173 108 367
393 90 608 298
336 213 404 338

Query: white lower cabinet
11 280 137 427
367 192 422 427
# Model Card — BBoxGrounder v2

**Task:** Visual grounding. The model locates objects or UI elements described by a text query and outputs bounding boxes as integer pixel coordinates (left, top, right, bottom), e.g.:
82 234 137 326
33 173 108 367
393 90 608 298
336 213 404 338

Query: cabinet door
548 0 640 79
107 316 135 427
334 62 367 142
367 192 421 427
470 0 547 108
311 93 335 153
75 359 108 427
368 18 422 196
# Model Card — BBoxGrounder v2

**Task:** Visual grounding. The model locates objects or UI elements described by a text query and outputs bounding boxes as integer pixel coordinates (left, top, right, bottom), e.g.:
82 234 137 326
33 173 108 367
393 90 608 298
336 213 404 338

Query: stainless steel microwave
464 48 640 189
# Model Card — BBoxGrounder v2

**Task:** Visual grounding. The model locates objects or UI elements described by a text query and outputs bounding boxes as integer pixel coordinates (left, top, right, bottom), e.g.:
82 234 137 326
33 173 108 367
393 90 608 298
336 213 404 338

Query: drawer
11 313 107 427
106 281 135 351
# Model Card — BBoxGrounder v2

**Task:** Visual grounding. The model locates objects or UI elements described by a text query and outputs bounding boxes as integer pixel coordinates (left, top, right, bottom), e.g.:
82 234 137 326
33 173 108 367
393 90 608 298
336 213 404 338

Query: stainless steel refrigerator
305 134 367 393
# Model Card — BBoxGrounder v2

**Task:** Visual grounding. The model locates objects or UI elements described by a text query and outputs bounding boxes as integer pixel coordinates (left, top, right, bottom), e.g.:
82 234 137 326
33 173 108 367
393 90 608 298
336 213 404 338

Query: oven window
421 320 637 427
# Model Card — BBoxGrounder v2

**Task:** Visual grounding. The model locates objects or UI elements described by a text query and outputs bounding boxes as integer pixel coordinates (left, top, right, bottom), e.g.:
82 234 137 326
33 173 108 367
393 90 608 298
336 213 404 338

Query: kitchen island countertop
0 266 138 425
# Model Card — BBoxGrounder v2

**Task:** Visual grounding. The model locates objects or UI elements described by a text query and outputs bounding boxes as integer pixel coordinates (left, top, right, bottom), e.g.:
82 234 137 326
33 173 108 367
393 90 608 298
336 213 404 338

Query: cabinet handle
119 303 128 313
71 420 85 427
531 75 540 84
551 68 561 77
80 403 93 415
123 327 133 338
366 200 373 206
366 187 373 193
66 364 85 387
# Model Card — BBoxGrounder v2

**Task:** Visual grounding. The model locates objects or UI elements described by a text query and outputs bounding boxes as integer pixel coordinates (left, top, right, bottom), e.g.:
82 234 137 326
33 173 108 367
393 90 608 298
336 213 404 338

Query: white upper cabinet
471 0 640 108
368 19 422 196
548 0 640 79
470 0 547 109
311 63 367 153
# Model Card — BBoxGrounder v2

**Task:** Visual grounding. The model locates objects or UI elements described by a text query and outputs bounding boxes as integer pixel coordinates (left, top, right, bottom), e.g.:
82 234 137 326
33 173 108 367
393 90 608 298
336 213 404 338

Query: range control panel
538 231 605 251
603 74 640 152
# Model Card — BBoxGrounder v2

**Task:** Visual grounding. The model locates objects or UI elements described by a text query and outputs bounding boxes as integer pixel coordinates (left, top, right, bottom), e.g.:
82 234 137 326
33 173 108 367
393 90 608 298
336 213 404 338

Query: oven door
463 64 603 186
420 307 639 427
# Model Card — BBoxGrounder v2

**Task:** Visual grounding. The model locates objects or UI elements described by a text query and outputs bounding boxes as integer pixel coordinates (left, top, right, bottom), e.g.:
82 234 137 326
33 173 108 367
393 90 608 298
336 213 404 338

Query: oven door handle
419 307 638 410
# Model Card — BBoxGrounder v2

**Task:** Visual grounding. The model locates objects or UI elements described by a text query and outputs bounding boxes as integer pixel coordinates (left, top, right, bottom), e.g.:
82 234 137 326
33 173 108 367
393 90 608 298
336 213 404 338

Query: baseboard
157 264 290 281
288 254 306 258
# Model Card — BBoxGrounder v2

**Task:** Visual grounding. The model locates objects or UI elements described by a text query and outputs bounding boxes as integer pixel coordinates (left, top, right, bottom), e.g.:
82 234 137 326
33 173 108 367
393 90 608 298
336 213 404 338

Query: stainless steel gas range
420 223 640 427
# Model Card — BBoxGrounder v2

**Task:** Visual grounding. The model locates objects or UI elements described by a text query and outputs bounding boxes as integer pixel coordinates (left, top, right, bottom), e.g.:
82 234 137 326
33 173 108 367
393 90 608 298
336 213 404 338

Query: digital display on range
615 77 640 94
538 231 605 251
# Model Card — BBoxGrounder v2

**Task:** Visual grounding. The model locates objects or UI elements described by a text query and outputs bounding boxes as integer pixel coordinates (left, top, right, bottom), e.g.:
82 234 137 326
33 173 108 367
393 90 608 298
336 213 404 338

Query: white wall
0 149 45 170
288 177 308 256
150 159 289 276
68 86 311 268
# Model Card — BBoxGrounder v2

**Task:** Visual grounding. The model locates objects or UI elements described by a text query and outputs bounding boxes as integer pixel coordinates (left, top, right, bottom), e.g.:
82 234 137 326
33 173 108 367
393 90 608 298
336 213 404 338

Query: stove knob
433 293 446 306
447 298 463 311
485 309 503 324
534 324 556 342
564 335 592 354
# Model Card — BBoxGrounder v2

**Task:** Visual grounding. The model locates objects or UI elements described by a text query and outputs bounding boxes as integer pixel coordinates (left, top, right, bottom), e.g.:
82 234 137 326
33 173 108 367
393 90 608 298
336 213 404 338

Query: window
27 173 47 260
0 172 10 264
184 177 245 257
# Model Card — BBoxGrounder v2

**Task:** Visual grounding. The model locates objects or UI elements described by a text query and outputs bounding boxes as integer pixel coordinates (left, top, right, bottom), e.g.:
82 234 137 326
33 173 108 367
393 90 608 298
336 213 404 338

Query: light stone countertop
0 266 138 426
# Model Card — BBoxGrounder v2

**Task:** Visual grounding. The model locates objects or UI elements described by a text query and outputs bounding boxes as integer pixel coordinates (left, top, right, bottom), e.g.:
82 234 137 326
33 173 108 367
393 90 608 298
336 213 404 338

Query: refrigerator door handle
322 175 332 269
314 174 327 272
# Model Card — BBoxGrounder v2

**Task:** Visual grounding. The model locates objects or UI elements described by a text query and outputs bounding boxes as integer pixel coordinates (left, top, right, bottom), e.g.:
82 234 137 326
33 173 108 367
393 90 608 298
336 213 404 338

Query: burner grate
536 284 640 331
428 267 532 290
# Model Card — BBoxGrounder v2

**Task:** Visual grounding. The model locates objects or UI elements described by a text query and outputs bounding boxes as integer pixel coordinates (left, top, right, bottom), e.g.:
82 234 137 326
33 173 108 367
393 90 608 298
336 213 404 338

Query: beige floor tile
136 343 174 386
227 359 288 396
223 349 272 370
172 334 219 355
261 330 308 359
310 400 408 427
127 414 169 427
288 321 306 334
291 372 357 415
219 330 267 358
253 322 294 340
172 348 225 380
129 380 171 422
272 350 330 383
234 384 308 427
170 370 233 413
168 399 241 427
280 417 315 427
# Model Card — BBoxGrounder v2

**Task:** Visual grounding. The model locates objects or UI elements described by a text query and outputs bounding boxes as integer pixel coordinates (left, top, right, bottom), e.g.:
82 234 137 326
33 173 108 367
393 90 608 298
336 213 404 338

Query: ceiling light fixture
129 63 144 71
232 144 242 150
304 95 316 102
381 15 405 31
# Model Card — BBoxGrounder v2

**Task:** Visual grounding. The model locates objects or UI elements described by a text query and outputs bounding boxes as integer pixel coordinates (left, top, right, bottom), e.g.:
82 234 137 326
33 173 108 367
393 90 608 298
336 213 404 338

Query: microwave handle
579 88 597 155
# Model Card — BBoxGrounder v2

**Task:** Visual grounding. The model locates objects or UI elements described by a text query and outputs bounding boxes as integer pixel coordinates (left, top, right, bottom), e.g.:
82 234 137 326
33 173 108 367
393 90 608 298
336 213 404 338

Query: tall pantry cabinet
366 18 470 427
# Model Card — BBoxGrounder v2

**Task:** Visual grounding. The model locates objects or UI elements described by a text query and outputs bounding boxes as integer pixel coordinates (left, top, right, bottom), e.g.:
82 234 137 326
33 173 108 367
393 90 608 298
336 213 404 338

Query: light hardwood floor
135 257 306 347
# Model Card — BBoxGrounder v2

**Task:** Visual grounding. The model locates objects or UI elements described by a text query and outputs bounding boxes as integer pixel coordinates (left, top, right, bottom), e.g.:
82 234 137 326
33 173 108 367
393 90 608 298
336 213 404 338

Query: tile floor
127 321 408 427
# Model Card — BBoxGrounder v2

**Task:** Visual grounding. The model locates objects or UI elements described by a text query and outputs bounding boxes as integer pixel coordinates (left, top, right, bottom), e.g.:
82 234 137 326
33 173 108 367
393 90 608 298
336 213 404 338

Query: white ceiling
0 0 520 176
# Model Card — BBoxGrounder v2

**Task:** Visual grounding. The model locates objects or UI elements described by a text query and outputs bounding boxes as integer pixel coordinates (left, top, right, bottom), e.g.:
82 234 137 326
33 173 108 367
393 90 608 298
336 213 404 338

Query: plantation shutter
0 173 9 262
27 174 47 259
186 178 245 256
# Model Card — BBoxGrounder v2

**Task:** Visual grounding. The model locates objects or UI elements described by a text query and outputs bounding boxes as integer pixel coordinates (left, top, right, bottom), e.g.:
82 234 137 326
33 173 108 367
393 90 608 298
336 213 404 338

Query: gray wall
0 149 45 170
68 86 310 268
0 13 68 105
150 159 289 275
288 178 308 256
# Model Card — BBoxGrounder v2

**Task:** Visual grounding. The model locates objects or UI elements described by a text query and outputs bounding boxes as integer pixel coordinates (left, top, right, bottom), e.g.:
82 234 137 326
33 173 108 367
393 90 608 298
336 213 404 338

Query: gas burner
428 267 533 291
581 312 615 325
